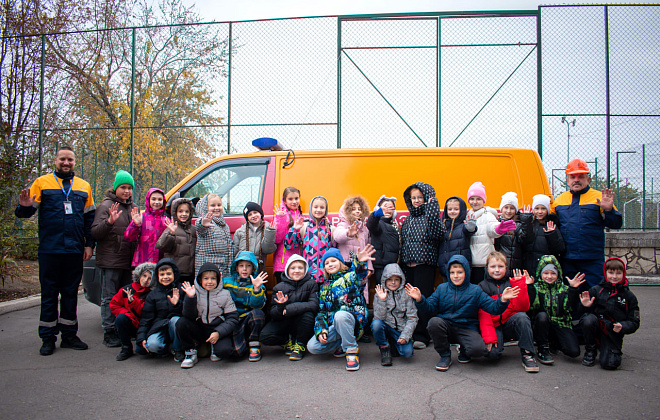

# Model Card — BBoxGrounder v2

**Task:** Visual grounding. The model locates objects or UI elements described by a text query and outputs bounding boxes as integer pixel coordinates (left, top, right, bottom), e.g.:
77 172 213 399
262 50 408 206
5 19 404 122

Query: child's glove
465 218 477 232
495 220 516 235
372 207 384 218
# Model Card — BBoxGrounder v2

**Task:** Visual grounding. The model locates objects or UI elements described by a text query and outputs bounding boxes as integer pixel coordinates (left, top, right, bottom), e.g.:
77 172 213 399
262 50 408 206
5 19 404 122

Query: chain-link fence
3 5 659 228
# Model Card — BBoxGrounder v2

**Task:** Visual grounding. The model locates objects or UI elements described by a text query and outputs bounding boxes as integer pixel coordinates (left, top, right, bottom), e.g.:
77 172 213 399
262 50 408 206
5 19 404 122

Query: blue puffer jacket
437 197 475 277
551 186 622 260
416 255 508 331
222 251 266 318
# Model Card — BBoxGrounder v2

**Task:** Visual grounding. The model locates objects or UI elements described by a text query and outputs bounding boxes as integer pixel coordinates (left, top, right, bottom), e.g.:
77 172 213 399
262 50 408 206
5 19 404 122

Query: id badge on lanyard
53 172 74 214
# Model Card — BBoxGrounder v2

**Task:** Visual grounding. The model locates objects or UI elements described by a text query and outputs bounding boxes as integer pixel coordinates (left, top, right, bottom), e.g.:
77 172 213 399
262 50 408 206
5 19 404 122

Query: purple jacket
124 188 167 267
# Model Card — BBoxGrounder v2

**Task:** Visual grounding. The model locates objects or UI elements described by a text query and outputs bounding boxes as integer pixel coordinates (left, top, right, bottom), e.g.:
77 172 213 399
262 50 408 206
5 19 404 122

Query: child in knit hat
466 181 516 284
494 191 533 273
307 246 375 371
522 194 565 276
527 255 584 365
231 201 277 267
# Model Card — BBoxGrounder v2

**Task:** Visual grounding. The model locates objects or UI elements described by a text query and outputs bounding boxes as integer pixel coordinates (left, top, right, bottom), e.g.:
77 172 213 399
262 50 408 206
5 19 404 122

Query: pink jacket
272 200 303 272
124 188 167 267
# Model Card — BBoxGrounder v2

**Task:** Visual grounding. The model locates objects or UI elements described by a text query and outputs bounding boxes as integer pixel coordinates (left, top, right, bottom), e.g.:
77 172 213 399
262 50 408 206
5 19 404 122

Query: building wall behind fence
7 5 660 228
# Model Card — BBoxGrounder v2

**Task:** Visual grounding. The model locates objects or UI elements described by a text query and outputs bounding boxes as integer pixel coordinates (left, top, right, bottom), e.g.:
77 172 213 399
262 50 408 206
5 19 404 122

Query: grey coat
372 263 419 343
231 221 277 262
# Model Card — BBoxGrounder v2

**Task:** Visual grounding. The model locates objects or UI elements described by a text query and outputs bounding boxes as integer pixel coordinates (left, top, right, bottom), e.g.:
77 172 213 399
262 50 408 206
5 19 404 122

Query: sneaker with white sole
521 350 539 373
181 349 198 369
457 345 471 364
248 341 262 362
436 356 452 371
345 348 360 371
413 341 427 350
210 353 221 362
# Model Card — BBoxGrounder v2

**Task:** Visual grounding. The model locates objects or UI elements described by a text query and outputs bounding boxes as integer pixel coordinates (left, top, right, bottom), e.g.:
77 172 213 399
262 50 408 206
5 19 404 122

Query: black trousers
176 317 234 358
260 311 316 346
38 253 84 339
427 317 488 359
580 313 624 370
533 312 580 358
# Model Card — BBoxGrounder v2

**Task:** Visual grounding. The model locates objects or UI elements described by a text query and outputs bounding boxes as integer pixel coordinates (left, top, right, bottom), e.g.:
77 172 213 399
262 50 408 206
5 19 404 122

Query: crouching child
110 262 155 361
307 246 375 371
371 263 418 366
579 257 640 370
261 254 319 361
405 254 519 372
176 262 239 368
223 251 267 361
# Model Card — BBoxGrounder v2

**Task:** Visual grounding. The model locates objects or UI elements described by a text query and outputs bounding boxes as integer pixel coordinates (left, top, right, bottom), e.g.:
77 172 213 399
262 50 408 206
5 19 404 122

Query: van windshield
180 161 268 216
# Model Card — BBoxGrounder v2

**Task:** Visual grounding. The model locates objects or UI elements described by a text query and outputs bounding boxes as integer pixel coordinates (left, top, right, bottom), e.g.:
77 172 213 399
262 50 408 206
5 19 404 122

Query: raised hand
108 202 122 224
19 188 36 207
206 331 220 344
495 219 516 235
130 206 143 226
404 283 422 302
566 272 586 288
580 291 595 307
181 281 195 298
292 217 305 230
501 286 520 302
374 284 387 301
124 287 134 303
544 220 556 232
464 213 477 232
356 244 376 263
168 288 180 306
250 271 268 291
273 290 288 304
597 188 615 211
200 211 214 227
273 203 286 217
520 204 532 214
164 217 177 235
347 222 358 238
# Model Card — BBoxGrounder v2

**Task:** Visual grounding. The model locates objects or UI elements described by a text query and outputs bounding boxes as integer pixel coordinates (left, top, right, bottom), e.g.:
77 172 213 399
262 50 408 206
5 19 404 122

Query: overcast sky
181 0 637 22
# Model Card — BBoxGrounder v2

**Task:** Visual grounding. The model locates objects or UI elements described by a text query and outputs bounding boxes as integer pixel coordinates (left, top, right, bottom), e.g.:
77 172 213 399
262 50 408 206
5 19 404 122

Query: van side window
182 162 267 215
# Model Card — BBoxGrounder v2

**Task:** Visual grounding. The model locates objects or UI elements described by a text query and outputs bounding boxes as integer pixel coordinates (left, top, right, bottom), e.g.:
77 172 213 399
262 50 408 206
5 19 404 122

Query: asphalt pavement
1 286 659 420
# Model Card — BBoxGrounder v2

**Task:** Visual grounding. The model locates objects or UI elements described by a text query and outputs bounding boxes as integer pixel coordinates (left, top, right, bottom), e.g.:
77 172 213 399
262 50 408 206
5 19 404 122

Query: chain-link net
3 6 659 228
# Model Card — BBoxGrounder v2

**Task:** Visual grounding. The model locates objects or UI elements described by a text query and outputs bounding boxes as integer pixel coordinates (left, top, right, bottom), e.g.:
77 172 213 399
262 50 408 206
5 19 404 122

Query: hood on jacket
339 196 370 225
195 193 225 225
145 188 166 216
132 262 156 282
603 256 628 287
380 263 406 290
446 254 471 290
230 251 260 279
403 182 436 215
442 196 467 224
171 197 195 226
196 262 224 290
375 194 397 220
149 258 181 288
284 254 309 278
535 254 564 282
308 195 329 221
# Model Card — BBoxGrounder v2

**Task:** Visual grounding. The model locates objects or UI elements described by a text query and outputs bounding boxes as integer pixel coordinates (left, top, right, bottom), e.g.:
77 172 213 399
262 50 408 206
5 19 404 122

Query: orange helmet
565 158 590 175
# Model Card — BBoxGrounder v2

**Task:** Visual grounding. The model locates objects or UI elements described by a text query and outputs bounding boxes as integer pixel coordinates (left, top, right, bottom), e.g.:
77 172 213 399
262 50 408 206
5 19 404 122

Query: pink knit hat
467 181 487 202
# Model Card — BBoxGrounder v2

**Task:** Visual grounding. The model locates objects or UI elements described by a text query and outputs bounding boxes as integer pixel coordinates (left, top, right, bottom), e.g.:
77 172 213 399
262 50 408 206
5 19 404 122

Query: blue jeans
307 311 358 354
145 316 181 354
371 319 414 358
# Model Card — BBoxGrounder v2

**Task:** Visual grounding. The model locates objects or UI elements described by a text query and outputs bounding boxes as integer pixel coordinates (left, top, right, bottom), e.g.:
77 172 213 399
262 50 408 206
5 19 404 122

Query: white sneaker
181 349 198 369
210 353 221 362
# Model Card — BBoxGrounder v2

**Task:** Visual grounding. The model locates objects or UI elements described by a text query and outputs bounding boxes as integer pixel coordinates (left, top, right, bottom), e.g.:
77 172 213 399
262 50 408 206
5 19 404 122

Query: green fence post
643 144 646 230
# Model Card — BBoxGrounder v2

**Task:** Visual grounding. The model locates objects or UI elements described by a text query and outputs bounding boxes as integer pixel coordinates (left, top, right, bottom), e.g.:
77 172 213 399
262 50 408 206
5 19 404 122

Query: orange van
83 141 551 304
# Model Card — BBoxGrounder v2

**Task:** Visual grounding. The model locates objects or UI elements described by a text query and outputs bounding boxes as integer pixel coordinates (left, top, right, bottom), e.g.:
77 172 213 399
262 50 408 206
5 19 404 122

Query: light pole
616 150 636 210
562 116 576 163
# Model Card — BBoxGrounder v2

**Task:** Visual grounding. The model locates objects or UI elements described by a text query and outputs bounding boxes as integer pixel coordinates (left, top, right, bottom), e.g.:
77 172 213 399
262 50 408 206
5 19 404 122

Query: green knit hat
113 170 135 190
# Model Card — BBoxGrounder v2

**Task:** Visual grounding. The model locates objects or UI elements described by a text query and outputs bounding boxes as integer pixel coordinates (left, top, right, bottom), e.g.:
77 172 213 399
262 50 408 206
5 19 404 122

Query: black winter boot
116 345 133 361
582 345 597 367
380 345 392 366
537 345 554 365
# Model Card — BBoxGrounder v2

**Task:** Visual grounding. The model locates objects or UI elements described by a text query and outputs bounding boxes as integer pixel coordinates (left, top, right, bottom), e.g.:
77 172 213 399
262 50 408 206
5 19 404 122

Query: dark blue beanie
322 248 344 267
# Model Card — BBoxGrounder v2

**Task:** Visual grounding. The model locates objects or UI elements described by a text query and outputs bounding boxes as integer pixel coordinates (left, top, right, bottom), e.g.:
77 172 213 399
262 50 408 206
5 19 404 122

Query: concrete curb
0 290 85 316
